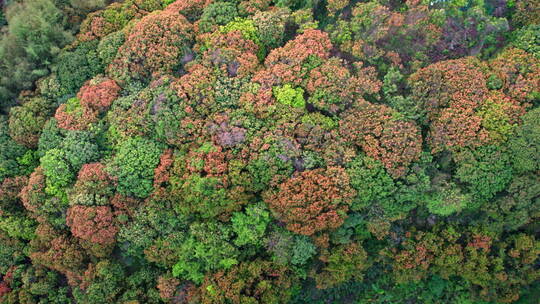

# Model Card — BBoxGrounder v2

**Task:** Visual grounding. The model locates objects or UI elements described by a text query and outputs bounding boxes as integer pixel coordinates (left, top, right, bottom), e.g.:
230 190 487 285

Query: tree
486 173 540 232
253 28 332 92
313 243 369 289
77 77 121 112
426 182 469 216
54 97 99 131
71 260 126 304
454 145 513 203
172 144 251 219
109 137 164 198
97 30 125 67
0 117 29 180
345 155 396 212
231 203 271 247
197 2 239 33
511 24 540 59
29 223 87 276
407 57 527 153
66 205 118 245
8 97 54 148
69 0 106 13
272 84 305 108
117 198 185 262
109 9 194 82
252 8 289 51
508 107 540 173
164 0 212 22
76 0 164 42
265 167 355 236
40 148 75 197
173 221 239 284
37 118 64 157
0 0 73 107
60 130 101 171
200 260 297 304
340 102 423 177
54 40 103 94
409 57 488 126
512 0 540 26
305 58 381 114
69 162 114 206
489 48 539 104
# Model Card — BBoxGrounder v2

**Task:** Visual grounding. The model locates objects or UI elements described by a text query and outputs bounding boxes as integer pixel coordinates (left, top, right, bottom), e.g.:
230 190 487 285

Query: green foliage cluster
172 221 239 284
110 137 163 198
55 40 103 94
0 0 73 110
231 203 271 247
273 84 306 108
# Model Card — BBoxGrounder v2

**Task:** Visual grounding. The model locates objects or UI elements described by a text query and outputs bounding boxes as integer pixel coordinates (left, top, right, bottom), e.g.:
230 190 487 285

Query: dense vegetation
0 0 539 303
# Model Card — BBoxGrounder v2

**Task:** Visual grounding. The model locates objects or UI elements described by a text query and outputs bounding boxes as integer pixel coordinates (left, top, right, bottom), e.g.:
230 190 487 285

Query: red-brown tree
265 167 355 236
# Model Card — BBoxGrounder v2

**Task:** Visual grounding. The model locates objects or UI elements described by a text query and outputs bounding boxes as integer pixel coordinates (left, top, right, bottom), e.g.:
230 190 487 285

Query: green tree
109 137 164 198
198 2 238 33
346 155 396 212
60 130 101 170
426 183 469 216
454 145 514 203
508 107 540 173
0 116 29 180
8 97 54 148
72 260 126 304
40 148 74 197
290 235 317 266
54 40 103 94
273 84 306 108
173 221 239 284
232 203 271 247
0 0 73 108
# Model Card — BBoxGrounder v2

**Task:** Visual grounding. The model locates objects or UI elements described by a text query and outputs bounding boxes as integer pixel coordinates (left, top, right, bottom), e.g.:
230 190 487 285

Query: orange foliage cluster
186 145 228 177
19 167 47 216
77 78 121 112
0 281 10 298
66 205 118 245
265 167 355 236
55 100 99 131
77 1 152 42
30 224 87 276
165 0 212 20
490 48 540 104
429 107 489 153
156 275 180 302
346 1 441 68
254 29 332 89
0 176 27 203
409 58 489 117
109 193 140 218
305 58 381 113
76 163 109 184
110 9 194 82
203 30 261 77
200 260 295 304
237 29 334 113
174 30 261 115
340 102 422 177
410 57 529 153
174 63 217 111
153 149 175 197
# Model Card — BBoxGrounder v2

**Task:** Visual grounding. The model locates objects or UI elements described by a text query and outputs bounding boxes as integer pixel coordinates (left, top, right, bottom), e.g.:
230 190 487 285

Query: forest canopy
0 0 539 303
